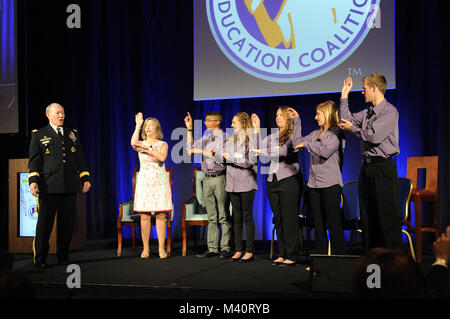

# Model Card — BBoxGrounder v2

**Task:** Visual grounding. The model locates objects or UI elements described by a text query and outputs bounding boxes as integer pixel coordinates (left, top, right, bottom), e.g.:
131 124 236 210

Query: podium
8 159 86 254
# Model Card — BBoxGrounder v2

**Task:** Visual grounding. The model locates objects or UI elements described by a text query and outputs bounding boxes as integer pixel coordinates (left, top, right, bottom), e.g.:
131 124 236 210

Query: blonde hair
317 101 339 129
278 107 294 146
363 72 387 95
231 112 253 144
141 118 163 141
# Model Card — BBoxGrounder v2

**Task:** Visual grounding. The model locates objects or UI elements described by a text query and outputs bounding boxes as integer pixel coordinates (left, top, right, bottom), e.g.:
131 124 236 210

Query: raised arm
184 112 194 145
339 77 365 127
131 113 144 151
287 108 303 146
340 77 356 122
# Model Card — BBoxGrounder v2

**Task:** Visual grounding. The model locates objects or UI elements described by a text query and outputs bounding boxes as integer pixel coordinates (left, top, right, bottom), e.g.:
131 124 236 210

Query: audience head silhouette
352 248 428 298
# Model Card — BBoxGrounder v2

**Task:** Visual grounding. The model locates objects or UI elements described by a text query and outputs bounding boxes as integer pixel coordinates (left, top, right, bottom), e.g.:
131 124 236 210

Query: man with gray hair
28 103 91 268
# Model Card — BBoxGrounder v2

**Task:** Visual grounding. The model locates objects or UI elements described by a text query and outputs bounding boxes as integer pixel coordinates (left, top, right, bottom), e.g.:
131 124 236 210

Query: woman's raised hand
251 113 260 132
135 112 144 127
287 108 299 119
184 112 193 130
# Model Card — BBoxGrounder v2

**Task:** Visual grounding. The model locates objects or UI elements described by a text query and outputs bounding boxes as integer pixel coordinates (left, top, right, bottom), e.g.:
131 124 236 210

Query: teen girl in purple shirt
296 101 346 255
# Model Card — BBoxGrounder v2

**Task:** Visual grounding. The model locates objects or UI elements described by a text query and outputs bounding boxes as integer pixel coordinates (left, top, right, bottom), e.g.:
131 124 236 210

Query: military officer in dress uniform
28 103 91 268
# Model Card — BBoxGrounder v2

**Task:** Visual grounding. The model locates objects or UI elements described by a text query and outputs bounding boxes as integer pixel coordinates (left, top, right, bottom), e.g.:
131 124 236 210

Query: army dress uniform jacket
28 125 91 194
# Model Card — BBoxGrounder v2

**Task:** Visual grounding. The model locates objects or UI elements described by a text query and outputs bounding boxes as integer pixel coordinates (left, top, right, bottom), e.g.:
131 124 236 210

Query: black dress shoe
238 256 254 263
57 259 70 266
219 251 232 259
34 262 47 269
279 261 297 267
196 251 220 258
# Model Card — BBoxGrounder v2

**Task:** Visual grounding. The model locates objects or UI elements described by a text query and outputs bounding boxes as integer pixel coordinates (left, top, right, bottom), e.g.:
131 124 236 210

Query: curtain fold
0 0 15 82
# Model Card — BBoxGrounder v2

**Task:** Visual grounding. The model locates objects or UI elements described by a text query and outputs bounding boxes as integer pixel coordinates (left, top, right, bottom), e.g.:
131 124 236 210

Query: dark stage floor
8 239 441 301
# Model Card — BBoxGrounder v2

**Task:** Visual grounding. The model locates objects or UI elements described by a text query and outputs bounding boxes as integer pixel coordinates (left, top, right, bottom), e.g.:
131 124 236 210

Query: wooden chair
181 167 209 256
406 156 440 262
117 167 174 257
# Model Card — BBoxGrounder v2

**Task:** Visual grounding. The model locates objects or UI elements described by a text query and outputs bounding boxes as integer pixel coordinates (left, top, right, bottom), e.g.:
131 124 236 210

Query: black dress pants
229 190 256 253
34 193 77 263
308 184 346 255
359 158 403 254
268 174 303 261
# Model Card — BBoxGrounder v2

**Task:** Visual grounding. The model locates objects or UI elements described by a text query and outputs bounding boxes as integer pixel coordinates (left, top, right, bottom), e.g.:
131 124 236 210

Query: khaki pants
203 175 231 253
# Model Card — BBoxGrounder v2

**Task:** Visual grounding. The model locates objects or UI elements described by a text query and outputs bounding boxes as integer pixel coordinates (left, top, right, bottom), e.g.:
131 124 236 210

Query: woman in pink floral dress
131 113 172 259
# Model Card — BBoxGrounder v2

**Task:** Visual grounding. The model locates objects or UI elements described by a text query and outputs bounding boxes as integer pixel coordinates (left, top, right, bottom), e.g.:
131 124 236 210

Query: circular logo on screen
27 206 39 220
207 0 380 83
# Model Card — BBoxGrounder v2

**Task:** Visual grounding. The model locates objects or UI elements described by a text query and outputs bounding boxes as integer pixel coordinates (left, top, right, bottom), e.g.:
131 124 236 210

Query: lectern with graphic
8 159 86 254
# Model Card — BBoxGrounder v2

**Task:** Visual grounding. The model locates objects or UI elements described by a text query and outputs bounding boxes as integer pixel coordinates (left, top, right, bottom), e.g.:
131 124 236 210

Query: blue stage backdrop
0 0 19 134
20 0 450 242
0 0 14 82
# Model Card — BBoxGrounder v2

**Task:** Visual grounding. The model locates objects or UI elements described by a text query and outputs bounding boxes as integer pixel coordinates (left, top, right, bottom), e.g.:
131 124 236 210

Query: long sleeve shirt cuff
432 259 449 268
349 125 360 134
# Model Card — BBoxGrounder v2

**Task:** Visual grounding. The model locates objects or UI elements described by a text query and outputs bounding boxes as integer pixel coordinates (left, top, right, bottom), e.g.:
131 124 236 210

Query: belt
362 156 391 165
204 171 225 178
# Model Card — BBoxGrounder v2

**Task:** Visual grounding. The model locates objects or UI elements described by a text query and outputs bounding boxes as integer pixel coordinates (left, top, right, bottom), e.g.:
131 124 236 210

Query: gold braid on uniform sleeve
80 172 90 178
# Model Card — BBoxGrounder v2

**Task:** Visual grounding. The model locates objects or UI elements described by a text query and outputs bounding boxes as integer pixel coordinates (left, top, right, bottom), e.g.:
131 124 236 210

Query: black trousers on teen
268 174 303 261
34 193 77 264
308 184 346 255
359 157 403 254
229 190 256 253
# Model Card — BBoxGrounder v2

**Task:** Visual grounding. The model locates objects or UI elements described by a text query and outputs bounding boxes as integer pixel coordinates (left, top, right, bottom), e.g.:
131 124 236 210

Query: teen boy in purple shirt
339 73 403 254
185 111 232 259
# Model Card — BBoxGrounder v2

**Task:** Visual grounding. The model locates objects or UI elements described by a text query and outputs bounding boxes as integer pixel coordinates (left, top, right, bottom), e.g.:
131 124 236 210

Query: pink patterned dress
133 140 173 213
